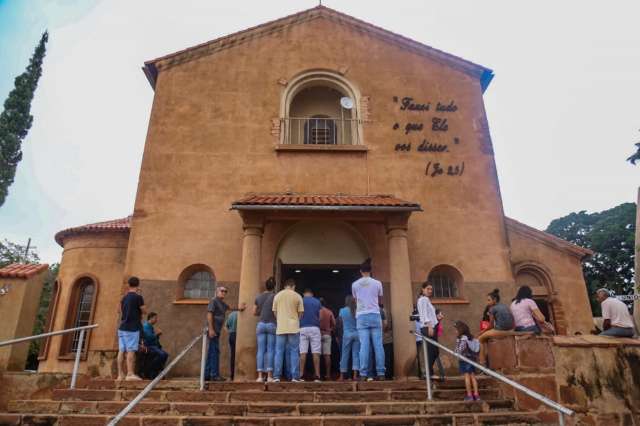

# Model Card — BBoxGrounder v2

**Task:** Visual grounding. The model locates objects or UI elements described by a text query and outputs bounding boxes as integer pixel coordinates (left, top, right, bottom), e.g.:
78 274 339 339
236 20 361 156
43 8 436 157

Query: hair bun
492 288 500 295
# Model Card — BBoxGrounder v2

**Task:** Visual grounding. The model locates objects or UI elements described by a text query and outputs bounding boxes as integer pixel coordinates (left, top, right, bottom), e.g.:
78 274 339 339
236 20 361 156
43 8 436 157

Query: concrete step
9 399 514 417
51 388 503 403
0 411 554 425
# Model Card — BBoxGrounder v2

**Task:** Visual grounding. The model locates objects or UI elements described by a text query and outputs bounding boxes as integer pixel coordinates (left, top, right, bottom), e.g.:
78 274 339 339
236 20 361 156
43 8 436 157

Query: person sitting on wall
205 286 246 382
299 288 323 382
596 288 636 338
352 258 385 381
319 297 336 380
117 276 146 381
142 312 169 378
510 285 549 334
477 289 514 367
272 278 305 383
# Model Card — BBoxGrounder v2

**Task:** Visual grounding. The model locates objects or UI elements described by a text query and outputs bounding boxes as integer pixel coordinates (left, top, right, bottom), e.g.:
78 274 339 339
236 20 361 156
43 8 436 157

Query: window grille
428 271 458 299
184 271 215 299
70 282 94 353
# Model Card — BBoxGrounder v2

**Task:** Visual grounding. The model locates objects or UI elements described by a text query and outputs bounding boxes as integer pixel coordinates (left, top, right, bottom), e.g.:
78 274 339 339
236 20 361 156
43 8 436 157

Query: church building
37 6 594 379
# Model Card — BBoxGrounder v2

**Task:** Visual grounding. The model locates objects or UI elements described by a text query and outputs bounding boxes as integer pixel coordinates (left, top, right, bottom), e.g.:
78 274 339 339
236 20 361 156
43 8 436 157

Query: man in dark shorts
206 286 246 381
117 276 146 381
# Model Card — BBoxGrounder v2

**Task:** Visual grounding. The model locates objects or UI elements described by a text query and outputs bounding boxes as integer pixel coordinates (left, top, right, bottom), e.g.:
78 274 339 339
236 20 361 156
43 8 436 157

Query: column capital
239 211 265 233
385 212 410 235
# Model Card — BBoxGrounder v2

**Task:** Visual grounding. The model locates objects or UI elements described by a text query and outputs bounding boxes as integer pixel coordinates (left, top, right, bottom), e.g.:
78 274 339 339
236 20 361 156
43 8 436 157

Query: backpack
466 338 480 359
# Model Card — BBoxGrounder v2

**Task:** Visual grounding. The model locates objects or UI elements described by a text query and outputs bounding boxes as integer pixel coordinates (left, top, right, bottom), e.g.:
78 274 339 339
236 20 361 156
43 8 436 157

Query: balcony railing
281 117 361 146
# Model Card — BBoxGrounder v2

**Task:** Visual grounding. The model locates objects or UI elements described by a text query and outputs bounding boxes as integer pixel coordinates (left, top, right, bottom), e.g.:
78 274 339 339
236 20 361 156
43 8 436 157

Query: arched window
178 264 216 300
427 265 463 299
60 277 97 357
282 71 361 146
38 280 61 360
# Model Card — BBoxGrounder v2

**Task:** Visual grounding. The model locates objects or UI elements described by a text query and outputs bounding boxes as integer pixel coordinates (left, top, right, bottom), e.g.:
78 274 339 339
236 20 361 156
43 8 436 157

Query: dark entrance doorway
281 264 360 313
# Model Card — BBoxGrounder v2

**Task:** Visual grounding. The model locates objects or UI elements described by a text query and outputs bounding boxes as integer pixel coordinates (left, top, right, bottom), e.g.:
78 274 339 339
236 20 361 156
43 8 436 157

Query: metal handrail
413 331 573 426
108 328 207 426
0 324 98 389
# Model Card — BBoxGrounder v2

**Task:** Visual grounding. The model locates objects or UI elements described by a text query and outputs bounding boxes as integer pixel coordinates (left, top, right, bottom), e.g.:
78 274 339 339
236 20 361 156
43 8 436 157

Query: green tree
0 31 48 207
25 263 59 370
546 203 636 315
0 239 40 267
628 143 640 165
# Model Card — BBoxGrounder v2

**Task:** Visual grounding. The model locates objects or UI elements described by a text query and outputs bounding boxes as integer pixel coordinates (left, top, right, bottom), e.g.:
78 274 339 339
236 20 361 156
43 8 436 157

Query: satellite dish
340 97 354 109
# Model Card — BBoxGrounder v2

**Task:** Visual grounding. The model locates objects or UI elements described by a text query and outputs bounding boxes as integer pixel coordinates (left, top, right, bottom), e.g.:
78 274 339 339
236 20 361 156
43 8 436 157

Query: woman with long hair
253 277 277 382
511 285 547 334
337 295 360 380
477 289 514 366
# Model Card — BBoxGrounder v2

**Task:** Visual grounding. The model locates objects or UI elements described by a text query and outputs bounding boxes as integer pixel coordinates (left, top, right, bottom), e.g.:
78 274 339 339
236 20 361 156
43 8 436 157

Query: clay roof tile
0 263 49 279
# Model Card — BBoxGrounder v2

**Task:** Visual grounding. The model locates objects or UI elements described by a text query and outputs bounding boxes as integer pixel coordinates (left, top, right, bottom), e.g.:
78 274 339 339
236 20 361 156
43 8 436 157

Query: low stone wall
0 371 77 411
486 334 640 425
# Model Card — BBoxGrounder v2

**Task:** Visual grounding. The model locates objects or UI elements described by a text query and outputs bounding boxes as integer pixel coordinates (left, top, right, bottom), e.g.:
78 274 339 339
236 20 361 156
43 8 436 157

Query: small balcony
280 116 362 146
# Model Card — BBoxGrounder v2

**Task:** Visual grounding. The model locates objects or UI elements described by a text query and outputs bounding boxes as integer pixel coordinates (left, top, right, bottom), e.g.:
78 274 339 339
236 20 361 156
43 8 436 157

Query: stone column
634 187 640 331
386 213 416 379
234 213 264 381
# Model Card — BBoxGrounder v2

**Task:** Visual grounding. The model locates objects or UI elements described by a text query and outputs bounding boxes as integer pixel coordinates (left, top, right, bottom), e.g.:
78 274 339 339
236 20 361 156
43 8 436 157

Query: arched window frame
280 70 364 147
59 275 98 359
38 279 61 360
426 264 464 299
177 264 216 301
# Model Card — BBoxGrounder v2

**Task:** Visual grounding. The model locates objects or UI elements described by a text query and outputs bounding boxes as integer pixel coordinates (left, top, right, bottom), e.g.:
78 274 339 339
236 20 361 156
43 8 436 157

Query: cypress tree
0 31 48 207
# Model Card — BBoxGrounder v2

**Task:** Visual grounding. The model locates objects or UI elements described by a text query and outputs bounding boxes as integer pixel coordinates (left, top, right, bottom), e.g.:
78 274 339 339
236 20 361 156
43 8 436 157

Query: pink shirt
510 298 538 328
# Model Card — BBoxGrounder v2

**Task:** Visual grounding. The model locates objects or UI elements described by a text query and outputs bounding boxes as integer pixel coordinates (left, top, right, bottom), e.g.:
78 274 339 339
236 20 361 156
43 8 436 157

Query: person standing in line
226 310 238 380
254 277 277 382
337 295 360 380
454 321 480 401
319 297 336 380
117 276 146 381
352 258 385 381
299 288 322 382
510 285 547 334
417 282 439 380
596 288 636 337
381 304 394 379
141 312 168 379
272 278 304 383
205 286 246 382
477 289 514 366
434 309 445 381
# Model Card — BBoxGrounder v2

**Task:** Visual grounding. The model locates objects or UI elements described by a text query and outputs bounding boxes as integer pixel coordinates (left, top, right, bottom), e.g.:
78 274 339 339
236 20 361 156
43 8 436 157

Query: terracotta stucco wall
0 271 46 371
506 228 593 335
38 233 128 374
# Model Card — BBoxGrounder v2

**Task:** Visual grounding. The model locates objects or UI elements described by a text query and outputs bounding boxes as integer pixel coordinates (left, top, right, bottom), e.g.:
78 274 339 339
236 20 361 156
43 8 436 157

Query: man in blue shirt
299 288 322 382
142 312 168 378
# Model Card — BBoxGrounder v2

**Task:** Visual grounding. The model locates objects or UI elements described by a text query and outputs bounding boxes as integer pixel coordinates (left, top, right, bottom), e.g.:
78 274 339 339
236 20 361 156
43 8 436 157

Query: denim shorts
459 360 475 374
118 330 140 352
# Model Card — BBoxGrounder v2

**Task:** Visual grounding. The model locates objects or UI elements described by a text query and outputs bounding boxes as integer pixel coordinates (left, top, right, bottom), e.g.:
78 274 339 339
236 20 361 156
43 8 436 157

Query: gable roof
0 263 49 279
55 216 132 247
505 217 593 260
142 5 493 92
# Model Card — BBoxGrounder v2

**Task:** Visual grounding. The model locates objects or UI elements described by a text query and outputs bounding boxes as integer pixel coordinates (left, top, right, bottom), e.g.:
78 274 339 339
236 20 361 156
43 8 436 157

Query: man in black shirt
117 276 146 381
205 286 246 381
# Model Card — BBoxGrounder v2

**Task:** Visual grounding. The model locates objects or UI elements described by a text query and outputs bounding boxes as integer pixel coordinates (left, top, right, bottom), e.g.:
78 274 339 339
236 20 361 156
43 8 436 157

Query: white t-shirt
351 276 383 317
601 297 635 328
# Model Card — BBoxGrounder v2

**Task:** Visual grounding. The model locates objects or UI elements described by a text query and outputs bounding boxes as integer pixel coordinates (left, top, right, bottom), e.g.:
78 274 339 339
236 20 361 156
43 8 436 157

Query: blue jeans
600 327 634 337
274 333 300 380
204 336 220 379
256 322 277 372
147 345 168 376
515 325 541 334
357 313 385 377
340 330 360 373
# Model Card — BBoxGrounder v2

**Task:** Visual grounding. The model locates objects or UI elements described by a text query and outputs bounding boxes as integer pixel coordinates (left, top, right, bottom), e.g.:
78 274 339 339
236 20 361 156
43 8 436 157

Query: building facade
37 6 594 379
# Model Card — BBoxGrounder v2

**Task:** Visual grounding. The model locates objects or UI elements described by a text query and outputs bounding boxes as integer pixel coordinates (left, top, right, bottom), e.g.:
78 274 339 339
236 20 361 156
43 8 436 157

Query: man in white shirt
417 282 439 378
596 288 635 337
351 258 385 381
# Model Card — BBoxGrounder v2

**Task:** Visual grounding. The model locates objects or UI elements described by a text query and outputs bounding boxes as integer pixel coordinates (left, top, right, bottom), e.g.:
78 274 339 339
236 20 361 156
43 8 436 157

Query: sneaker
366 377 374 382
256 377 264 383
116 375 125 381
473 394 481 401
272 378 280 383
463 395 474 402
266 377 276 383
125 375 142 381
313 377 321 383
292 378 305 383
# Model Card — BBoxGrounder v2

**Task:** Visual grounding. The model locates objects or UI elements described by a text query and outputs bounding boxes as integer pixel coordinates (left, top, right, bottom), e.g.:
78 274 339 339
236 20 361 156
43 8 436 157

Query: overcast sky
0 0 638 263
